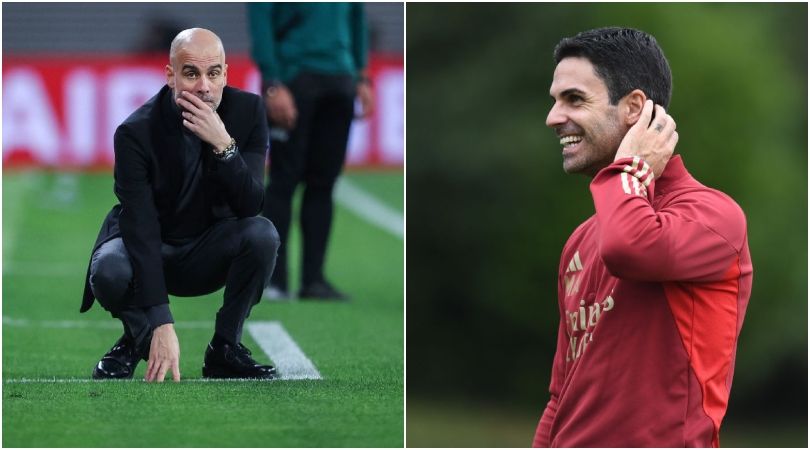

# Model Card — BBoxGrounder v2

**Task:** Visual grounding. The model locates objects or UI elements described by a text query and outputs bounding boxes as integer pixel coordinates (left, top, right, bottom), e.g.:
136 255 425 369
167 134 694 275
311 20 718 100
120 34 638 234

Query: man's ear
165 64 175 88
621 89 647 126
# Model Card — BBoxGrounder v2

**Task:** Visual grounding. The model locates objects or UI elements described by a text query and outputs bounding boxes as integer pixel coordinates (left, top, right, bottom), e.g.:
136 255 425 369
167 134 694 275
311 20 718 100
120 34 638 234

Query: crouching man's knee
89 238 133 312
239 216 280 266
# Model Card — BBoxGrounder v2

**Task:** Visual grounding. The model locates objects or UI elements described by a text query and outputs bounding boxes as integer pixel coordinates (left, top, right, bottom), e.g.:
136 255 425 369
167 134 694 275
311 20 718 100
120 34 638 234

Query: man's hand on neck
615 99 679 178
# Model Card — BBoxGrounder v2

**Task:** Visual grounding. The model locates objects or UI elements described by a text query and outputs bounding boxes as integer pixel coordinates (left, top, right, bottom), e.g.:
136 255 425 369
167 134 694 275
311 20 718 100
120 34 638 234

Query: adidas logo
566 251 583 274
563 251 583 296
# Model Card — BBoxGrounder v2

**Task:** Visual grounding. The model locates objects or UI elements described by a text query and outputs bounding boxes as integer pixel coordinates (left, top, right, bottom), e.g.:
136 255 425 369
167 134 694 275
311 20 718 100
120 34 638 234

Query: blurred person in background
537 27 752 447
81 28 279 382
247 3 373 301
134 15 185 54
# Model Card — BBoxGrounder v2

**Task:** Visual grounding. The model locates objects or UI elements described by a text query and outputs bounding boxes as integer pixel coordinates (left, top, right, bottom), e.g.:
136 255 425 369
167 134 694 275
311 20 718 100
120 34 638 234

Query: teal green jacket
247 3 369 84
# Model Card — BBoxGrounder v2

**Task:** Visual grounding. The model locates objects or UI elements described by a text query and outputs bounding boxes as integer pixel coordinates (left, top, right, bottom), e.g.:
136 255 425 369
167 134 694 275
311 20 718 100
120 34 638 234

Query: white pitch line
335 178 403 239
4 318 322 381
4 377 294 384
246 322 322 380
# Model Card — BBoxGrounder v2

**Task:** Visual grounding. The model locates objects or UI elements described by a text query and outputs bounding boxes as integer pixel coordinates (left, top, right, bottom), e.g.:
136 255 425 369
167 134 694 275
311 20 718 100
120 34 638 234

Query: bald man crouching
80 28 279 382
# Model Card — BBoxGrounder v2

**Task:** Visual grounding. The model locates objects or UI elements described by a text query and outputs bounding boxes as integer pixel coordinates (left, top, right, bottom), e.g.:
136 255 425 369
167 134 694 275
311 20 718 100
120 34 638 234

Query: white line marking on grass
335 178 403 239
4 318 322 381
246 322 322 380
4 377 293 384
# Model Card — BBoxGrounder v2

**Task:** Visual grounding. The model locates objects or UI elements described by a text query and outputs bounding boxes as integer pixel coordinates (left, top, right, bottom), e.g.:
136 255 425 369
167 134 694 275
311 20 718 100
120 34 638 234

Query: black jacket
81 85 269 313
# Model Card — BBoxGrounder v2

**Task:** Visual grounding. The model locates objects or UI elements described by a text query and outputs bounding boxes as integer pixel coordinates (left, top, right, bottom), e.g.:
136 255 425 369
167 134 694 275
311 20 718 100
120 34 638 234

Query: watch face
217 149 236 161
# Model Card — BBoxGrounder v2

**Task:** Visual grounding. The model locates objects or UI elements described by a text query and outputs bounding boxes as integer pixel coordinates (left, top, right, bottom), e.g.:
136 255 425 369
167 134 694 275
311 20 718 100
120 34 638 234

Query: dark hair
554 27 672 108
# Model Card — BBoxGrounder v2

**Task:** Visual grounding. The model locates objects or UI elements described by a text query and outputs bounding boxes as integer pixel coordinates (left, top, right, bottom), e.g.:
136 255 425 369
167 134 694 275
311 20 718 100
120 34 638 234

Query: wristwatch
214 138 237 160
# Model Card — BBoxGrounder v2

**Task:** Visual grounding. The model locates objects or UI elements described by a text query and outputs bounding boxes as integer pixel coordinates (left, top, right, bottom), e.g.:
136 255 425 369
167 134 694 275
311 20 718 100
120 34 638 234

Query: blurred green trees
407 2 807 443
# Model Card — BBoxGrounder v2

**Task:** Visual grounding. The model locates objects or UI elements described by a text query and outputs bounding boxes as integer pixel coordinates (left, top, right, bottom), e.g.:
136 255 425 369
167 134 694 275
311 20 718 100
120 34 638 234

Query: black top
81 84 269 324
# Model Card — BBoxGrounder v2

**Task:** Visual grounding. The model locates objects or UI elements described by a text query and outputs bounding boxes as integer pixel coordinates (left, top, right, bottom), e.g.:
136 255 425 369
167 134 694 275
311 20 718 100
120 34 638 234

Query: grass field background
3 170 403 447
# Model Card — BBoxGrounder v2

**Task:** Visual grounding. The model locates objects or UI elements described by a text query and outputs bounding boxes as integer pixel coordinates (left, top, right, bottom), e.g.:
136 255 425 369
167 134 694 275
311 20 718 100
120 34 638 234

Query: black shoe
202 342 277 379
298 280 349 301
92 335 146 379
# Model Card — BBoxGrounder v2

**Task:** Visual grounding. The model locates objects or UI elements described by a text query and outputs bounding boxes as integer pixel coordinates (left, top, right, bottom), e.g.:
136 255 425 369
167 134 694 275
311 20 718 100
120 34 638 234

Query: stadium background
406 3 807 447
3 3 403 447
3 3 403 168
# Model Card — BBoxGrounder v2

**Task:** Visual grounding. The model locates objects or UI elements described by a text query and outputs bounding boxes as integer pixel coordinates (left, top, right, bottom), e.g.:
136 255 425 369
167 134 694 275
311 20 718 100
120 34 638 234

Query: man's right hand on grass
145 323 180 382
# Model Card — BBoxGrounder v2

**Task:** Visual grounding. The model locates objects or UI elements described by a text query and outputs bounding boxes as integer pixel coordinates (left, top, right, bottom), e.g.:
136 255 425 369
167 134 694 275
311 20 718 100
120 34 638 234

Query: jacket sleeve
247 3 281 83
533 272 568 447
590 157 745 283
113 126 169 309
350 3 369 75
209 96 269 217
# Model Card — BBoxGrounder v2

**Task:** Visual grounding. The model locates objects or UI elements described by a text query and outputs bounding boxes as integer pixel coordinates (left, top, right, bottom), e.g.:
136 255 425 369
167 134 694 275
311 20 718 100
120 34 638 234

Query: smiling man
81 28 279 382
535 28 753 447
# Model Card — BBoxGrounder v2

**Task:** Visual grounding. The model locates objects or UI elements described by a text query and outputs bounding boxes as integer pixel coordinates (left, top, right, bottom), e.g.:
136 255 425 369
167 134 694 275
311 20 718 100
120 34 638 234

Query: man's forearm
210 151 265 217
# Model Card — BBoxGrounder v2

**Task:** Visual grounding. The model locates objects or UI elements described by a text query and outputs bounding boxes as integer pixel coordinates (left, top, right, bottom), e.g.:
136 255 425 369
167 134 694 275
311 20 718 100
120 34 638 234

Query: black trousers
263 71 356 291
89 217 279 347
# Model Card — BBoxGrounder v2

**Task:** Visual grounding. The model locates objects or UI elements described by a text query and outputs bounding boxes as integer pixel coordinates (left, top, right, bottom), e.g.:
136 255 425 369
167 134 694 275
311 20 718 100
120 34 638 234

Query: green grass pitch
3 170 404 447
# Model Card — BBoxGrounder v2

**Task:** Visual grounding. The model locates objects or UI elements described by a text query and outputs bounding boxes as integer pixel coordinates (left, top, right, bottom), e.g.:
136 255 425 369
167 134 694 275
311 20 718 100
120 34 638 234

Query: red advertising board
2 54 403 169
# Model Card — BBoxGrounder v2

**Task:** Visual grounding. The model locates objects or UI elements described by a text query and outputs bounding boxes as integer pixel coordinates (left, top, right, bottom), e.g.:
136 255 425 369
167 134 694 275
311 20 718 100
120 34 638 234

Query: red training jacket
533 155 753 447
